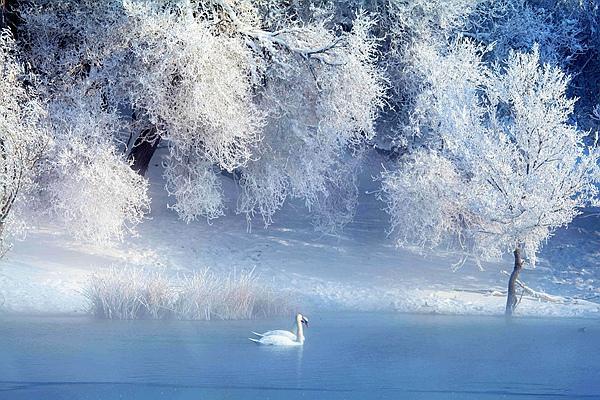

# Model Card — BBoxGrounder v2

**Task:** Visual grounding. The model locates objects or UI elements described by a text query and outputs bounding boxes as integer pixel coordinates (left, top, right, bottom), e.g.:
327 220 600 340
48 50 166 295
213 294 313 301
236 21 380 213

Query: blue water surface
0 313 599 399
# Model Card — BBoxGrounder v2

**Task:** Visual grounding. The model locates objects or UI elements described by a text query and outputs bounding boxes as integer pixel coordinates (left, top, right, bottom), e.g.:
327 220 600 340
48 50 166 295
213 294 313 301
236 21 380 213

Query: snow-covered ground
1 153 599 317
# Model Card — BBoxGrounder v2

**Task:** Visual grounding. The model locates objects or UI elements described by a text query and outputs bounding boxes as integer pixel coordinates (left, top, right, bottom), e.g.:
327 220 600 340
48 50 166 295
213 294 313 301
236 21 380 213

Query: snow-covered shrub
85 266 293 320
0 30 49 251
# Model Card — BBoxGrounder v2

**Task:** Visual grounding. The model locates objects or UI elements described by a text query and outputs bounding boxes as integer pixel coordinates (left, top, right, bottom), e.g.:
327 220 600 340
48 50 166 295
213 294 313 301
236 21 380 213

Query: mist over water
1 313 598 399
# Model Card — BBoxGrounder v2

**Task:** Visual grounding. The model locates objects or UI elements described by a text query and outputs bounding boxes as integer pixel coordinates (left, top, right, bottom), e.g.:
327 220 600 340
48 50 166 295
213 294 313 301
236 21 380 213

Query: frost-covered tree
355 0 488 151
469 0 585 67
42 92 151 242
25 80 151 244
16 0 386 234
468 0 599 133
235 10 385 227
7 0 599 251
0 30 49 250
0 2 151 244
375 0 597 150
380 39 600 315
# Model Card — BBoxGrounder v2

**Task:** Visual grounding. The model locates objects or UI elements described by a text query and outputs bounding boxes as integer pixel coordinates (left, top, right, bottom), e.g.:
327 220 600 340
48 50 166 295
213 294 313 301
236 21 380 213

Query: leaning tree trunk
505 247 524 316
127 126 161 176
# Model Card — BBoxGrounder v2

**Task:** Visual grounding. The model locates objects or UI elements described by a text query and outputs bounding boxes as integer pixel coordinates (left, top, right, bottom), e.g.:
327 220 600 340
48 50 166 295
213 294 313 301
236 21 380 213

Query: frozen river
0 313 598 399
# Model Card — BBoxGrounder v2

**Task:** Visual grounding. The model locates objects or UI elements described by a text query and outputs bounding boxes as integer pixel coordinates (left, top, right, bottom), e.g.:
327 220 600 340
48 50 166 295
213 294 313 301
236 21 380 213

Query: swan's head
296 313 309 327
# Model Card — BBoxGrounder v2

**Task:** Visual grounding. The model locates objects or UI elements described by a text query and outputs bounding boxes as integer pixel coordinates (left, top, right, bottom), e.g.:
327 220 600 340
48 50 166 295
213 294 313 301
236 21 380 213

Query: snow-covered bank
1 157 599 318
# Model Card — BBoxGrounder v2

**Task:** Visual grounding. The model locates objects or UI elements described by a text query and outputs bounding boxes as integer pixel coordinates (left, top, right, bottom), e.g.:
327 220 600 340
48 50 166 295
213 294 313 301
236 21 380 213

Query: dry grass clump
84 268 175 319
174 268 292 320
84 266 292 320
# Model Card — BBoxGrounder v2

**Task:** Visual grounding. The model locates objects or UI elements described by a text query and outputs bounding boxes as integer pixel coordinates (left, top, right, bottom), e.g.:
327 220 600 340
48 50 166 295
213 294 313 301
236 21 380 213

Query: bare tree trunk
505 247 524 316
127 127 161 176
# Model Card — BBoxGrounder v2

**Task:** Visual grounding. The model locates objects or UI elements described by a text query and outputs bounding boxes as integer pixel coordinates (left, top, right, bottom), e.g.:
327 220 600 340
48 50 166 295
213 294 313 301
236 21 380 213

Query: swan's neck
296 319 304 343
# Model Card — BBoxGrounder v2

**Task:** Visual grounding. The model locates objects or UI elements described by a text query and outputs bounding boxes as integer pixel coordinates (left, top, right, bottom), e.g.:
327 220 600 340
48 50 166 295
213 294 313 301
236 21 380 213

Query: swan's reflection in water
295 345 304 386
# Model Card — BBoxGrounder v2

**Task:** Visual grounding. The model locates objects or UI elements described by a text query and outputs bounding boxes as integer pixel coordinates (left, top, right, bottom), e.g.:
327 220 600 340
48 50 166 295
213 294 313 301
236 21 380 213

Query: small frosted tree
380 39 600 315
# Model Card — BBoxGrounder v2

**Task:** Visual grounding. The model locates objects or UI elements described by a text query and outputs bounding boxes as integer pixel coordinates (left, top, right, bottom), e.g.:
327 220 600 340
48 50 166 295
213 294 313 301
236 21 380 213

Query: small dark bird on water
578 327 587 333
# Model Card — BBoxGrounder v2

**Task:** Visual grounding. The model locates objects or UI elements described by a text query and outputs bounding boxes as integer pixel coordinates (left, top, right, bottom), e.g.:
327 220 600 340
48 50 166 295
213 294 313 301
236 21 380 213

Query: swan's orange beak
301 317 309 327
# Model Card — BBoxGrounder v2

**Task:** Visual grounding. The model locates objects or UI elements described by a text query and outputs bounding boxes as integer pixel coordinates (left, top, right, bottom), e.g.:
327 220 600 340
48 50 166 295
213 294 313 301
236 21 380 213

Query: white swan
249 313 309 346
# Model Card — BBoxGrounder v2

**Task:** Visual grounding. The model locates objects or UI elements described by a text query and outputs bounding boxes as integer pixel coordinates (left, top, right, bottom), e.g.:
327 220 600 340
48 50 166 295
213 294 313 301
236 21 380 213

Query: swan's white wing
259 330 296 340
255 335 302 346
